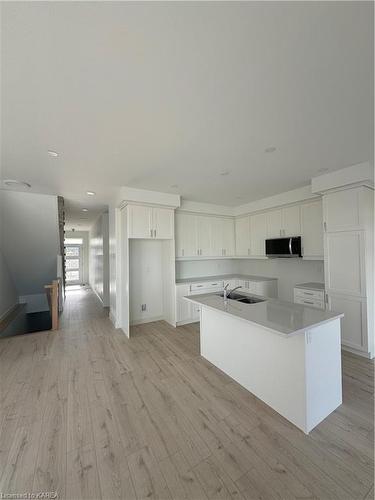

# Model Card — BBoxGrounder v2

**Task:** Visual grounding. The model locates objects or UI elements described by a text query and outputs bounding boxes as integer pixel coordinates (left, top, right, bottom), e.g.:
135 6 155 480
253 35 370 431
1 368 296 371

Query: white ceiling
1 1 373 229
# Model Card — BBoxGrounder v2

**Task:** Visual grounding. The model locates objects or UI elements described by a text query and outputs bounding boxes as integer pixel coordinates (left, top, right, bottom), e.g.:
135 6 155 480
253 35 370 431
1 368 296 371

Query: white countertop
184 292 343 337
176 274 277 285
294 282 325 291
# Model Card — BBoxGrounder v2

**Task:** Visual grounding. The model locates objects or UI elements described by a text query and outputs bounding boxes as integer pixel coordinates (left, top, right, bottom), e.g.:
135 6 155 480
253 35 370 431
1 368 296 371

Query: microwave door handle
289 237 293 255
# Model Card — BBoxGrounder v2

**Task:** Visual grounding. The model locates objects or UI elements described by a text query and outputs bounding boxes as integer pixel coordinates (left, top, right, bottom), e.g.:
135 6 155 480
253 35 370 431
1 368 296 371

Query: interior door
65 245 83 285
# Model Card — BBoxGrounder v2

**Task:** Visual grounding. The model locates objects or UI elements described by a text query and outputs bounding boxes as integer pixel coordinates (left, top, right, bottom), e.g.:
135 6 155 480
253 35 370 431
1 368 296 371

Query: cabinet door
176 285 192 323
196 216 212 256
250 213 267 256
301 200 323 258
153 208 174 239
324 188 361 232
175 213 197 257
282 206 301 236
329 294 366 352
211 218 224 257
222 218 235 256
128 205 152 238
235 217 250 256
325 231 365 296
266 209 282 238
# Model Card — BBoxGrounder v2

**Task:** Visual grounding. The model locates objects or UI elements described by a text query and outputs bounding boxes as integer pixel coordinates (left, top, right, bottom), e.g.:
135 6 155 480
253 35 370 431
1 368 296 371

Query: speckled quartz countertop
176 274 277 284
184 291 343 337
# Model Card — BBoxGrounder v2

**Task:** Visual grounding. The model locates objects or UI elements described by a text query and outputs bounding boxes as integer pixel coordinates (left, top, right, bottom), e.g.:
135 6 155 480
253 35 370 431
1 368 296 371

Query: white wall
237 259 324 302
108 207 117 323
65 230 89 284
1 191 60 307
89 212 109 306
129 239 164 324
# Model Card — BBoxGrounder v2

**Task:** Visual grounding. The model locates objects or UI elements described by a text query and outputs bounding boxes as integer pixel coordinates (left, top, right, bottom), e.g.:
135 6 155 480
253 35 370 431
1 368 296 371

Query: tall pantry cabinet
323 186 374 357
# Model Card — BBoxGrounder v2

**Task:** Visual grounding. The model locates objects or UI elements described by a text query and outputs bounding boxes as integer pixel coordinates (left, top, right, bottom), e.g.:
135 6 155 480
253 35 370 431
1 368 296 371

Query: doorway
64 237 84 285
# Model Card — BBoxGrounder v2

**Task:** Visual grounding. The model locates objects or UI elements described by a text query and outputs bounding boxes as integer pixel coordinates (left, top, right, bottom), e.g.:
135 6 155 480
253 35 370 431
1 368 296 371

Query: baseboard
109 311 117 327
342 345 372 359
130 316 164 326
176 318 197 326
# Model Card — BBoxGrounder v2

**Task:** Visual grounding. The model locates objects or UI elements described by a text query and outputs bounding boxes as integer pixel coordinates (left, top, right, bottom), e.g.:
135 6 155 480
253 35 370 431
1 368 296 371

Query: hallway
0 287 373 499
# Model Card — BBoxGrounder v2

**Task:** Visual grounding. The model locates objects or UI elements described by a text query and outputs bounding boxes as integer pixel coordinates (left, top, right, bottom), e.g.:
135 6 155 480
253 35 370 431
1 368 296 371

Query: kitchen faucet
223 283 242 300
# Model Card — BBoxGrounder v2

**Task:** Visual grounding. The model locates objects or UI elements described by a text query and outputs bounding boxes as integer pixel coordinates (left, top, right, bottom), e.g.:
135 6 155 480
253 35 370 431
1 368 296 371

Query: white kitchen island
185 292 344 434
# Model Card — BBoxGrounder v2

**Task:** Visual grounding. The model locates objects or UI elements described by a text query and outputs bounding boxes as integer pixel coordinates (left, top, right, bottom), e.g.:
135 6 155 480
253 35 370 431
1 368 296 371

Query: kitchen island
185 292 344 434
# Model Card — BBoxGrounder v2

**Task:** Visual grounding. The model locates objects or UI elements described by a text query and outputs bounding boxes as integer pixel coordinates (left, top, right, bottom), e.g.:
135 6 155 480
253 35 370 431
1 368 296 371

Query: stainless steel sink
217 292 265 304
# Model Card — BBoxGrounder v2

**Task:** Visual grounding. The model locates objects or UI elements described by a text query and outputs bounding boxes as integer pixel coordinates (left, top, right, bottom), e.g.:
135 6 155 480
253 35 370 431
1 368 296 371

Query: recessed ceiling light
3 179 31 188
171 184 178 189
264 146 276 153
86 191 96 196
48 150 59 157
82 208 88 212
220 170 230 176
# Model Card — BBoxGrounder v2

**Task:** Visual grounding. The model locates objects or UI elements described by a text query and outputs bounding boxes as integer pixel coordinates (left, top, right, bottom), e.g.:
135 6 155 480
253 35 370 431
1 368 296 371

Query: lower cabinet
176 277 278 325
328 293 368 354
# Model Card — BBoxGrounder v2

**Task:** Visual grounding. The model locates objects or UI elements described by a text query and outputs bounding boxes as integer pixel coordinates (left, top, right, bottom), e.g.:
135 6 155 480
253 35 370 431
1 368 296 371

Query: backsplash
175 259 237 280
237 259 324 302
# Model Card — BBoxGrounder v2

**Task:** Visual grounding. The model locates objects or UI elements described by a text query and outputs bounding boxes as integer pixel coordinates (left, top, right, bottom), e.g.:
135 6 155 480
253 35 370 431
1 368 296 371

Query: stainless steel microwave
265 236 302 258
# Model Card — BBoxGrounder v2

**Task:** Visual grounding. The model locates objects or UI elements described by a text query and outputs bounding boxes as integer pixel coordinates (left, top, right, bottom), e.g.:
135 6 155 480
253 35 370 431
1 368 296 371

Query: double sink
217 292 265 304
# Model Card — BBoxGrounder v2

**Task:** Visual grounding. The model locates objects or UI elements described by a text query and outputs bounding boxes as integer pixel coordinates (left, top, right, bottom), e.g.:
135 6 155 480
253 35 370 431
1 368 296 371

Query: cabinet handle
182 249 184 257
154 229 156 238
150 228 153 237
323 222 327 232
303 300 314 305
248 248 250 255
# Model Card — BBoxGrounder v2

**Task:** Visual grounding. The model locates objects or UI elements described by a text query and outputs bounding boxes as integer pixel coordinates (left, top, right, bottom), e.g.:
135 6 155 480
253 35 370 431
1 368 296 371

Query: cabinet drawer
190 281 224 292
294 288 324 301
294 296 324 309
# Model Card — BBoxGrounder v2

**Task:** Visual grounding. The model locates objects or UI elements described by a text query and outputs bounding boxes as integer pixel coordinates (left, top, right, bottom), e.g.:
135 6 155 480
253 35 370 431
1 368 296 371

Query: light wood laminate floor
0 287 373 500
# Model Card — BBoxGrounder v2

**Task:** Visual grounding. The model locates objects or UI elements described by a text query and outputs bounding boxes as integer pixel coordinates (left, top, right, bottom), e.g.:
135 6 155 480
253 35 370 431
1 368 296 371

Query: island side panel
200 307 308 433
305 319 342 433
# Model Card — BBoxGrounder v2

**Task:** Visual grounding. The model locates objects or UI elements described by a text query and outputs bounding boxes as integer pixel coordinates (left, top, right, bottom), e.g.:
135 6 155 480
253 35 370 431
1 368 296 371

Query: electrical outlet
141 304 147 311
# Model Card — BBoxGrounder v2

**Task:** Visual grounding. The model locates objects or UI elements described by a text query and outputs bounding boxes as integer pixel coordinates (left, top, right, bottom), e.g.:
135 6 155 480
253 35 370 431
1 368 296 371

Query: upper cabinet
266 206 301 238
323 187 368 232
175 198 324 260
250 213 267 257
301 200 323 258
128 204 174 239
175 212 197 257
282 205 301 236
175 213 235 258
235 216 251 256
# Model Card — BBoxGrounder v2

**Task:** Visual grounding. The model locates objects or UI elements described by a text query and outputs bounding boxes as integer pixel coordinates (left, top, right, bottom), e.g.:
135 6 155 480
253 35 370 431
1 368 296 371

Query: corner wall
89 212 109 306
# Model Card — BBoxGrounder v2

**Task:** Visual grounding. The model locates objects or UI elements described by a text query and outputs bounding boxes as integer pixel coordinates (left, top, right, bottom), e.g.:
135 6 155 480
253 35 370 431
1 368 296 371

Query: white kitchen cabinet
301 200 323 258
175 213 197 257
128 205 174 239
328 294 367 353
250 213 267 256
323 188 362 232
235 216 251 256
325 231 365 297
266 209 283 238
196 216 212 256
176 285 192 325
266 206 301 238
128 205 153 239
153 207 174 239
222 218 235 256
282 205 301 236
